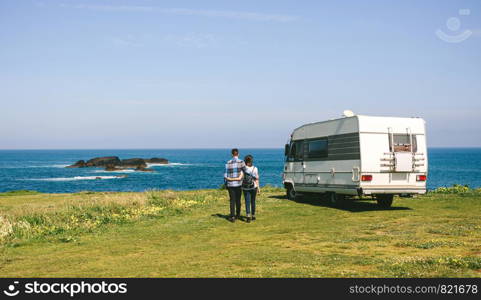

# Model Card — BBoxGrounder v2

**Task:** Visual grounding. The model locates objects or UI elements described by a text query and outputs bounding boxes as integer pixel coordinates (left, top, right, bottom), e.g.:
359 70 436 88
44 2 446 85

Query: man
224 148 245 222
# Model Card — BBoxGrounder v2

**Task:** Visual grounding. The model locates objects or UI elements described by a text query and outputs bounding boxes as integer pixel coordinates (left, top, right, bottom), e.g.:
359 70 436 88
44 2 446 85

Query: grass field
0 186 480 277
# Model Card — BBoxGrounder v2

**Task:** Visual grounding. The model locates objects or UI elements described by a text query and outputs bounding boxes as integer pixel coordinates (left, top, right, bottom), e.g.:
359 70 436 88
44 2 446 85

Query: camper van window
287 143 296 161
390 134 418 152
287 141 303 161
296 141 305 160
308 139 328 158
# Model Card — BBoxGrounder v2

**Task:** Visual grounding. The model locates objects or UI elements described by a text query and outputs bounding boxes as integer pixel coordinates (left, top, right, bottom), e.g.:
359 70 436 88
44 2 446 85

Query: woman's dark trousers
243 188 257 217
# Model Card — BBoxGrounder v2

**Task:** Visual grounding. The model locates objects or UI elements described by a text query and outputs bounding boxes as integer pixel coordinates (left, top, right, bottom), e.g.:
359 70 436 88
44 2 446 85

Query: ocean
0 148 480 193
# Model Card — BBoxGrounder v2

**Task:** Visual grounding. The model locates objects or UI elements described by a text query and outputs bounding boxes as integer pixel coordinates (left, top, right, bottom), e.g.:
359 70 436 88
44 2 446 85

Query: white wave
93 169 136 173
50 164 70 168
147 162 192 167
26 164 70 168
0 164 70 169
25 176 125 182
2 163 193 169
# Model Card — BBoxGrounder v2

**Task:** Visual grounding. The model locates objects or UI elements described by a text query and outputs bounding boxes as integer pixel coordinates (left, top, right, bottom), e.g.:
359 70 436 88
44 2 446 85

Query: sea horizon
0 148 480 193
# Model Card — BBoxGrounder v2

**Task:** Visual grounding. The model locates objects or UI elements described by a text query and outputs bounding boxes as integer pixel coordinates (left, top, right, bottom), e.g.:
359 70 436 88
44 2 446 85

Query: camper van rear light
361 175 373 182
416 175 427 181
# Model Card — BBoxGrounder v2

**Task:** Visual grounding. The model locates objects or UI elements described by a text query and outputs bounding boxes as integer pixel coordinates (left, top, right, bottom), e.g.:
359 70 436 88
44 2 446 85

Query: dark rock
66 156 165 171
135 166 154 172
85 156 121 167
121 158 147 168
146 157 168 164
104 164 124 172
66 160 86 168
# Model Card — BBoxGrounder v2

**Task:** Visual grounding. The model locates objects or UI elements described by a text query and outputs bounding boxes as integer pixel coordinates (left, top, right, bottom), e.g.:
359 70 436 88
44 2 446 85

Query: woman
241 155 260 223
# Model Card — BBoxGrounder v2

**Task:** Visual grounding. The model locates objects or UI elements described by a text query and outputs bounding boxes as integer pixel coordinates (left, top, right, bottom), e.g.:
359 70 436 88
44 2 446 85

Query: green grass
0 190 40 197
0 186 480 277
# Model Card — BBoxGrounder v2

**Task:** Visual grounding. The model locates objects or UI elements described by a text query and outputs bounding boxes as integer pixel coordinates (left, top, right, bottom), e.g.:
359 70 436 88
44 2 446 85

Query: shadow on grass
211 213 250 222
268 194 412 212
211 213 230 221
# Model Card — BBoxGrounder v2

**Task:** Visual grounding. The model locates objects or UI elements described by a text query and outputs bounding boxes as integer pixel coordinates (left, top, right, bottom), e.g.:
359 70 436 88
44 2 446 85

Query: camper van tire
286 184 298 200
376 194 394 208
328 192 345 207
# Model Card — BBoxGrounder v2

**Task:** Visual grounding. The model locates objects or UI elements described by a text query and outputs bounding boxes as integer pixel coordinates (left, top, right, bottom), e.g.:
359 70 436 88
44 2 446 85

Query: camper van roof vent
343 110 355 117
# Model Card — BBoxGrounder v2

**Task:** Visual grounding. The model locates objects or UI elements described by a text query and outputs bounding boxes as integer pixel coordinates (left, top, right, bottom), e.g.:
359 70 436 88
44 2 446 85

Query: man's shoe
246 217 251 223
235 215 241 220
252 216 256 221
228 217 235 223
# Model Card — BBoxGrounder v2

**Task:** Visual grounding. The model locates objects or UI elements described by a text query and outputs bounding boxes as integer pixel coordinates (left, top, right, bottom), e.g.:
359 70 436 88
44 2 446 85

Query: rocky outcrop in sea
66 156 168 172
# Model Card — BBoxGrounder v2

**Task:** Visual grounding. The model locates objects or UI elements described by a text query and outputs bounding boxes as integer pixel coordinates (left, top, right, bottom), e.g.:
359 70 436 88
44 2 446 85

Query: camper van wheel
286 185 297 200
328 192 344 207
376 195 394 208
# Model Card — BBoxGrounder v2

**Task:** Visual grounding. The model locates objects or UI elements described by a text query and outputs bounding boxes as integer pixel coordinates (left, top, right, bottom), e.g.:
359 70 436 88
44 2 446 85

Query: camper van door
292 140 304 185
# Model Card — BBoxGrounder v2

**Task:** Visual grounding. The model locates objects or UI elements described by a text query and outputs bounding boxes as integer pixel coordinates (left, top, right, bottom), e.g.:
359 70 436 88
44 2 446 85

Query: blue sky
1 0 480 149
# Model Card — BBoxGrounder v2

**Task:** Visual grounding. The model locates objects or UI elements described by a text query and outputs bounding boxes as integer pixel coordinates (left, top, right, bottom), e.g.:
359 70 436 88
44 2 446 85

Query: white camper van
282 112 428 207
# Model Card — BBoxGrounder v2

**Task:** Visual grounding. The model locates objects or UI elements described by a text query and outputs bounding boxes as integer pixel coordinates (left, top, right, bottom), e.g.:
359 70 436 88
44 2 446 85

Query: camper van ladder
407 127 414 154
380 127 396 173
389 127 394 153
407 127 413 171
412 126 425 172
407 127 426 172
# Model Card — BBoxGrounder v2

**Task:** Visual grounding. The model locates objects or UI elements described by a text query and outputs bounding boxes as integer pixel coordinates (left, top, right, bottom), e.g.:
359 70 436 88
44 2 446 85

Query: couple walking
224 148 260 223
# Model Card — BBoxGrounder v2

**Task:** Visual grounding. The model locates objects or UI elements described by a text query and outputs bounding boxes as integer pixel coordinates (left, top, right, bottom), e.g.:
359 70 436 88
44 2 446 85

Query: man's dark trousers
227 186 242 218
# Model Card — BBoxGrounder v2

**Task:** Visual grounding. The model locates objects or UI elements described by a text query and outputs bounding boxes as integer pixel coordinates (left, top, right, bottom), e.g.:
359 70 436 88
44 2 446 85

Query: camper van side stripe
289 132 361 161
328 132 360 161
296 183 359 188
329 141 360 148
328 147 360 154
302 154 361 161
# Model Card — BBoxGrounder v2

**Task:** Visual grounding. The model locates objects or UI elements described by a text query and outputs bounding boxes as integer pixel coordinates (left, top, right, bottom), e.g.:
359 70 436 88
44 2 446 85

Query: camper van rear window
390 134 418 152
308 139 328 158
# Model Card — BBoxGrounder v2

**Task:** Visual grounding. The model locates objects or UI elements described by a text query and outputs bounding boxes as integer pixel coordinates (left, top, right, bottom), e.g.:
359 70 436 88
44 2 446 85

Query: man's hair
244 155 253 164
231 148 239 156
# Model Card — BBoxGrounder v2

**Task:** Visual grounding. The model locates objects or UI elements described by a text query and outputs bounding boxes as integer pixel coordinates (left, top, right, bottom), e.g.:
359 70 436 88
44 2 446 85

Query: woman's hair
244 155 253 164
